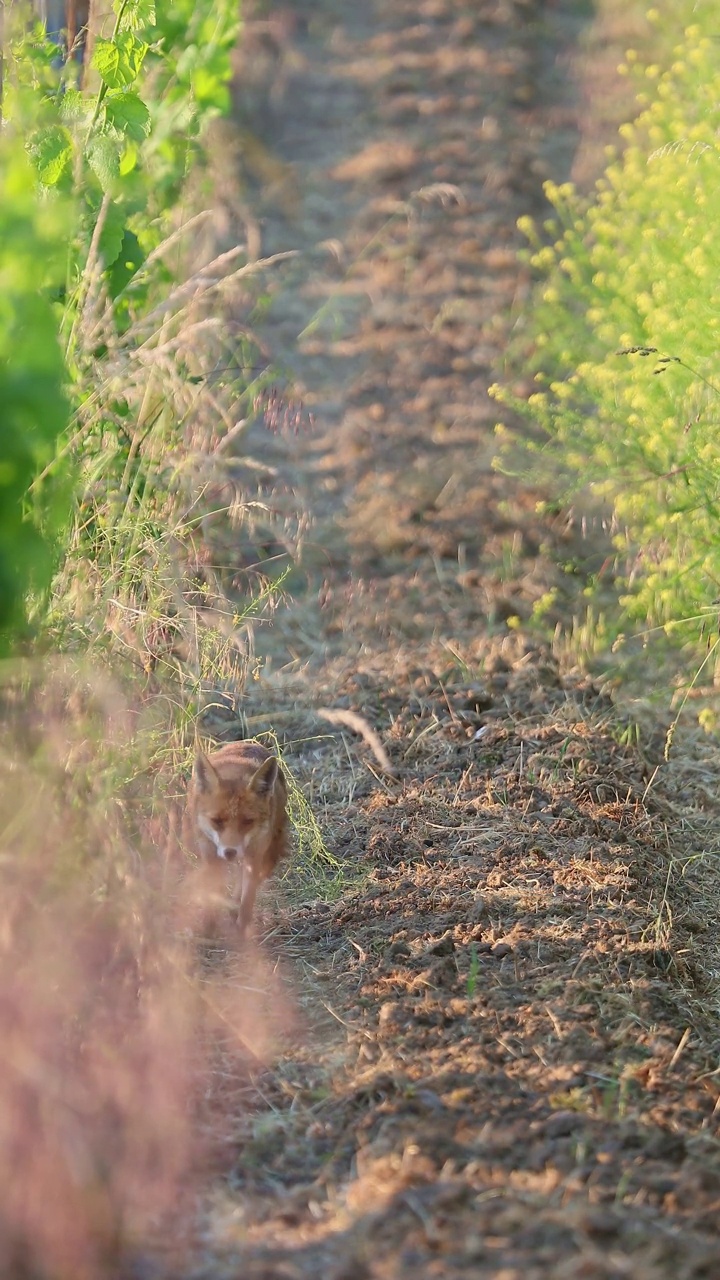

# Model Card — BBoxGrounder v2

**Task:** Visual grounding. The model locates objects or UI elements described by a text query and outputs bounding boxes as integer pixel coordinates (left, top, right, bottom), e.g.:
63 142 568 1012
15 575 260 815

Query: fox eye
211 817 225 830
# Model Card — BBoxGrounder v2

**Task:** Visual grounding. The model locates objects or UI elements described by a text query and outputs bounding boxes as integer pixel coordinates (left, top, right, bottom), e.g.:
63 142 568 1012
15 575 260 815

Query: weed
220 727 339 906
466 943 480 998
0 139 72 651
0 663 281 1278
492 7 720 652
0 11 311 1266
612 719 642 750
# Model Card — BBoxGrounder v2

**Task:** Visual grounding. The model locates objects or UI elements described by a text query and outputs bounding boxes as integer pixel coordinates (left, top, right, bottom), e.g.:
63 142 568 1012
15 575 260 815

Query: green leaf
118 140 139 176
115 0 156 30
104 90 151 140
175 43 198 80
92 32 148 89
87 134 121 190
27 125 73 187
193 66 229 109
98 200 127 268
108 229 145 297
59 89 88 125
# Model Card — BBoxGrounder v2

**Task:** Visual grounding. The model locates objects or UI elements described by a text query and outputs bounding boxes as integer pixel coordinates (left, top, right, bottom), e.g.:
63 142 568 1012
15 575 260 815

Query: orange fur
183 741 289 937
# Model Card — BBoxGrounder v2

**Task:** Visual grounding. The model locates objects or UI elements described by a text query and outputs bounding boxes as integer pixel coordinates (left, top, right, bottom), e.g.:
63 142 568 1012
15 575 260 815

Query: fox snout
209 836 247 862
218 845 249 863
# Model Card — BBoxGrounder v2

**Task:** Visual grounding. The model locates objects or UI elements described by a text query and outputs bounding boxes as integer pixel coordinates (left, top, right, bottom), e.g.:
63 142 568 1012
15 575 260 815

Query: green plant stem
88 0 131 131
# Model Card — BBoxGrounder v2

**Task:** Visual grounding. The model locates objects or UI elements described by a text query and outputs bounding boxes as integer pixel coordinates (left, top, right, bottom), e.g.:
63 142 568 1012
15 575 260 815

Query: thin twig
317 707 397 777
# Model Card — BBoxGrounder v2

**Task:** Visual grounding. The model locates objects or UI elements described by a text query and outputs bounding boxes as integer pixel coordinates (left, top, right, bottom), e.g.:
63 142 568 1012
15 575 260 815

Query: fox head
191 751 280 862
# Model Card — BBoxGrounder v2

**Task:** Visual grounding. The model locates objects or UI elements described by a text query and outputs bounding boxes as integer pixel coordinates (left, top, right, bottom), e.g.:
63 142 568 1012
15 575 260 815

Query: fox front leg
230 862 259 938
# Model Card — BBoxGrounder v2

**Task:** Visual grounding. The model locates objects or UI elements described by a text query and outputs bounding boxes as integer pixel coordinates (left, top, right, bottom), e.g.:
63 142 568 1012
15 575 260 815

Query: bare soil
187 2 720 1276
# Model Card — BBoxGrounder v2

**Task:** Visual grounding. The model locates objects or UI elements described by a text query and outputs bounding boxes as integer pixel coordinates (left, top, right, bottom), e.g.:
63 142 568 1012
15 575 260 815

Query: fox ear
249 755 279 797
193 751 219 793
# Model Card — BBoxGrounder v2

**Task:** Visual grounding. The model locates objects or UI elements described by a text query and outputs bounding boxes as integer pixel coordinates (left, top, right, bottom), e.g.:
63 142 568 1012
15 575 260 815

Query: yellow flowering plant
492 10 720 636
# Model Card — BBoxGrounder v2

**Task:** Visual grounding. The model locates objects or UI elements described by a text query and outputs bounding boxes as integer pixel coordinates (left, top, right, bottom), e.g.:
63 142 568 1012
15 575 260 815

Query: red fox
183 741 289 937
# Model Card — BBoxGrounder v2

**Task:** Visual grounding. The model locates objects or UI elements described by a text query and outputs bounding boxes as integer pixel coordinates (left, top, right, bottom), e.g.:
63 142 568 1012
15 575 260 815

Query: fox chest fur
183 741 289 934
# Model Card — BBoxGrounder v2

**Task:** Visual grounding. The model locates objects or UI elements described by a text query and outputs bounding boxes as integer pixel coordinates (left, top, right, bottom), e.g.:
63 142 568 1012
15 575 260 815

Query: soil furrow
191 2 720 1276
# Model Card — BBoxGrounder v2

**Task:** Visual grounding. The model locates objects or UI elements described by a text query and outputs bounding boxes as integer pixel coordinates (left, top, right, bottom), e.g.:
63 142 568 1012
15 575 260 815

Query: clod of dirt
423 932 456 958
378 1000 405 1029
389 939 412 959
490 941 513 958
541 1109 587 1139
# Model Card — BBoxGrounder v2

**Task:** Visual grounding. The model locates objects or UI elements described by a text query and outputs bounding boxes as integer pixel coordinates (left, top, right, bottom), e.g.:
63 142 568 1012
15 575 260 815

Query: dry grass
0 100 337 1275
194 630 720 1278
0 659 307 1279
9 1 720 1276
51 196 310 777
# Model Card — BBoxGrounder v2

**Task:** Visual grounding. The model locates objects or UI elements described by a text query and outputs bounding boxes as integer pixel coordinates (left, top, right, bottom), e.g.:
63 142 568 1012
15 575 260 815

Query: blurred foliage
0 0 240 652
0 144 71 652
492 7 720 640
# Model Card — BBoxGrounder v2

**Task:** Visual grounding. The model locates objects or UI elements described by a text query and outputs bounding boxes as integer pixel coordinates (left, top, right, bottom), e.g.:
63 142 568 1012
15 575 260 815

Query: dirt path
225 0 597 657
190 2 720 1277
